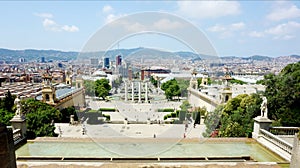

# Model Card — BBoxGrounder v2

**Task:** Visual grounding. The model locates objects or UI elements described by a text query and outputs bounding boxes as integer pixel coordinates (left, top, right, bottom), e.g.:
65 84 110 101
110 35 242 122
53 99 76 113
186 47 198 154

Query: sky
1 1 300 57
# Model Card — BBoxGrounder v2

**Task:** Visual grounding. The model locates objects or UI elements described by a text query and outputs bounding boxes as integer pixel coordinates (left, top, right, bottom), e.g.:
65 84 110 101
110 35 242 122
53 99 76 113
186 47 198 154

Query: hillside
0 48 299 63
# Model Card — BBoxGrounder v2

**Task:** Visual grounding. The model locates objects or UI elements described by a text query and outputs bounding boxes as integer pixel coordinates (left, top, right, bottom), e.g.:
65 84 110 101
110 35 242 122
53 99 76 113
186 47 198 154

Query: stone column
138 81 142 103
252 116 272 139
131 82 134 102
10 96 26 138
125 82 128 101
145 82 148 103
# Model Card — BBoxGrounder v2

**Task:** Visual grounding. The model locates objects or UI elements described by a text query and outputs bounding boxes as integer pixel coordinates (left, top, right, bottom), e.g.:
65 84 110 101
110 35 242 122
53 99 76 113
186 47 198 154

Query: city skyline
1 1 300 57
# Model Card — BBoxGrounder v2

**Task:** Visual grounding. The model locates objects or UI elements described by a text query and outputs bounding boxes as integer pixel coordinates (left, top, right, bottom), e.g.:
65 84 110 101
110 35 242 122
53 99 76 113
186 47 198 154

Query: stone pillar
290 133 300 168
131 82 134 102
138 81 142 103
125 82 128 101
0 124 16 168
10 96 26 138
145 82 148 103
252 116 272 139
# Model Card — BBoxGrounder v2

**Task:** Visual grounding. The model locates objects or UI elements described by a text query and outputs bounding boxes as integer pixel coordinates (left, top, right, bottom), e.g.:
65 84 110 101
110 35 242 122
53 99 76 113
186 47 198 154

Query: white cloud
126 22 146 32
207 24 226 32
105 13 127 24
43 18 61 32
207 22 245 38
265 21 300 40
62 25 79 32
102 5 113 14
267 1 300 21
43 18 56 27
248 31 264 38
230 22 245 30
153 19 185 30
42 18 79 32
36 13 79 32
177 1 241 19
34 12 53 18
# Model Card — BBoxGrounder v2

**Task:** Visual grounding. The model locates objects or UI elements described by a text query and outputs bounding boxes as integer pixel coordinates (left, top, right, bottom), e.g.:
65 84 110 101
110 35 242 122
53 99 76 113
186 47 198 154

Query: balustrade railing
270 127 299 136
260 129 293 155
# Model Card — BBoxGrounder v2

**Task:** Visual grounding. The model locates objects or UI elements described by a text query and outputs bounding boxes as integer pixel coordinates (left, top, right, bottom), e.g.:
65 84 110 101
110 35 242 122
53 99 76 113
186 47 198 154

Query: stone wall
55 89 85 110
290 133 300 168
188 88 219 112
0 124 16 168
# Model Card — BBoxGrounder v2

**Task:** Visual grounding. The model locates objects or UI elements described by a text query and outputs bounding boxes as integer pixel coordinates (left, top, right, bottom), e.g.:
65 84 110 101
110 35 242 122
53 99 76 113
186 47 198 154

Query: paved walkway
55 123 206 139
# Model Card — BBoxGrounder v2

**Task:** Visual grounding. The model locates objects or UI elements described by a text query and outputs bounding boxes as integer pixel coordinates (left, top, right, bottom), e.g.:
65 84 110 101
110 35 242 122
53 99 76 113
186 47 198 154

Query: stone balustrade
260 129 293 155
270 127 299 136
7 126 26 147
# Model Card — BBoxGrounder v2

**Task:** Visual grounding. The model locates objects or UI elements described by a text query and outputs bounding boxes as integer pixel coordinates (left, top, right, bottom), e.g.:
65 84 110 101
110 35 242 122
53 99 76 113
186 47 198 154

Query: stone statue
260 96 268 118
14 96 21 116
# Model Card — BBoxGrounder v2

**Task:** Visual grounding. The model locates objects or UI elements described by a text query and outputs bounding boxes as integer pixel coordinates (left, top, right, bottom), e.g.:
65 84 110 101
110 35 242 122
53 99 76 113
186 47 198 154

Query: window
45 94 50 101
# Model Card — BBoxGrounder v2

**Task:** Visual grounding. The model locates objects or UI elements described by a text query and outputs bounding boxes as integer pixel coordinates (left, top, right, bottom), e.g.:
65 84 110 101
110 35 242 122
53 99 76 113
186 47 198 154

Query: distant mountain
0 48 78 62
174 51 201 60
289 55 300 59
0 48 201 62
242 55 273 61
221 56 239 60
0 48 299 63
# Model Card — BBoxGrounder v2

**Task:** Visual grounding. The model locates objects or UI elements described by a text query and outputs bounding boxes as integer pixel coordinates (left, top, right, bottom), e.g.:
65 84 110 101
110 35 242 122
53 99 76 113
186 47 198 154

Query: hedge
158 108 175 112
99 108 116 112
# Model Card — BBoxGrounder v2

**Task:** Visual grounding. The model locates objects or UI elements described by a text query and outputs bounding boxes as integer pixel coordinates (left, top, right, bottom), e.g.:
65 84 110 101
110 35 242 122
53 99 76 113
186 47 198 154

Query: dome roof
92 70 107 77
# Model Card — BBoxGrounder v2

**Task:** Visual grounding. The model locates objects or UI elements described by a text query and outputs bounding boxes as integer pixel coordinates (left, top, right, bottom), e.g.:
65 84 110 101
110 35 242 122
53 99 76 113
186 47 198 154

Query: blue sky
1 1 300 57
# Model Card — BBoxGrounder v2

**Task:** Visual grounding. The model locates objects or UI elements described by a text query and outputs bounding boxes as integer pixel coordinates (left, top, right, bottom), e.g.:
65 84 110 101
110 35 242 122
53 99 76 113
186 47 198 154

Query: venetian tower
189 69 198 90
42 73 56 104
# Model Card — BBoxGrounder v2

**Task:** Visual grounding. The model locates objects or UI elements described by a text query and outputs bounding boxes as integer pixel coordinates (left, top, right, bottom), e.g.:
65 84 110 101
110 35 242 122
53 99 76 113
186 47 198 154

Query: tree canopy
204 94 261 137
161 79 181 100
95 79 111 100
0 91 15 125
262 62 300 126
150 76 158 88
84 80 95 96
177 79 190 97
21 98 61 139
229 78 247 85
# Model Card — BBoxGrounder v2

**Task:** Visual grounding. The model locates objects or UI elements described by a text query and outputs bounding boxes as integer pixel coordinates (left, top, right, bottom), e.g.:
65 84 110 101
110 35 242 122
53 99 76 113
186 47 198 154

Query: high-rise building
41 57 45 63
116 55 122 67
103 57 110 69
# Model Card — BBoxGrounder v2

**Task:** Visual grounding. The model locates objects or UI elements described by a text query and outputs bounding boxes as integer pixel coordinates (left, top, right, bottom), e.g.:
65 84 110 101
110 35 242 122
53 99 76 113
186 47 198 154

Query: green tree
197 78 202 87
150 76 158 87
95 79 111 100
1 90 16 112
0 108 14 126
177 79 190 97
203 105 223 137
219 94 262 137
0 91 16 125
197 78 212 87
203 94 262 138
229 78 247 85
21 99 61 139
180 100 191 112
58 106 78 123
263 62 300 126
84 80 96 96
161 79 181 100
